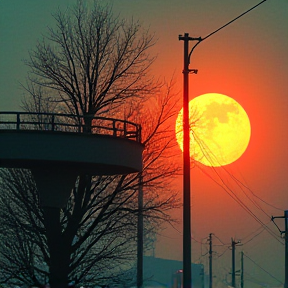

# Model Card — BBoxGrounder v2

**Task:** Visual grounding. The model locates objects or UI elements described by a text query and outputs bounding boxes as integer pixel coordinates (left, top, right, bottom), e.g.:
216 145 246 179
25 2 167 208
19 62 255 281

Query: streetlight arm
186 0 268 65
188 39 202 65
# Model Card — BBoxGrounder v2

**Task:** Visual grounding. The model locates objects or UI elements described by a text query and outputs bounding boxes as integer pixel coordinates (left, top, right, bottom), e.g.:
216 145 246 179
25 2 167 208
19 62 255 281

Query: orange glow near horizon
175 93 251 167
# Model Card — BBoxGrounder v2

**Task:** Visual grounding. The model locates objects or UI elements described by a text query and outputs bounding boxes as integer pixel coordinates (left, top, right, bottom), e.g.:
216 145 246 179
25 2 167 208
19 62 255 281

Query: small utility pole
208 233 213 288
272 210 288 288
240 251 244 288
286 210 288 288
231 238 241 287
232 239 236 288
137 174 143 288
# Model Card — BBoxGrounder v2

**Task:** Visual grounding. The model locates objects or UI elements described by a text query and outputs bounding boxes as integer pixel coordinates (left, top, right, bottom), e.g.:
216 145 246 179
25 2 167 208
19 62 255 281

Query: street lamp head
189 69 198 74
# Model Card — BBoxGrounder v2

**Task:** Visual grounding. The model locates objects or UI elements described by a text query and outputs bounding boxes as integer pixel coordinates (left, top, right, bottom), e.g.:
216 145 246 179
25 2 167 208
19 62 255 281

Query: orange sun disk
175 93 251 167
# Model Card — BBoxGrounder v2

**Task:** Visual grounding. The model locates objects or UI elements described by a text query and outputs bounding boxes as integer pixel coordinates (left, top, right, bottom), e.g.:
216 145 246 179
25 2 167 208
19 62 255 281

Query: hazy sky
1 0 288 287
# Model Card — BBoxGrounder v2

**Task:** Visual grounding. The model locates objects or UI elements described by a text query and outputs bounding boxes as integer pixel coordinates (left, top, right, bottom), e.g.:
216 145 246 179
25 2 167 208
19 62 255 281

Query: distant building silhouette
143 256 206 288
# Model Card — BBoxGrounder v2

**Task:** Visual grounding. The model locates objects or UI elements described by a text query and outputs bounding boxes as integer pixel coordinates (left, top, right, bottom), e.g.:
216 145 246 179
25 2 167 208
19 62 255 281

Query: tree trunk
43 207 70 288
83 114 93 134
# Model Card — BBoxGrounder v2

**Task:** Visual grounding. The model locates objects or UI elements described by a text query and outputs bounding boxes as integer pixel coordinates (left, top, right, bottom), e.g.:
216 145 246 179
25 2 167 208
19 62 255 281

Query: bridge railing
0 112 141 142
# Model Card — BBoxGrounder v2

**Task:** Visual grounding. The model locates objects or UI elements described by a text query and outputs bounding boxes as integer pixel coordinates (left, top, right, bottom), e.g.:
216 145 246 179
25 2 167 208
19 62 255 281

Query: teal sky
1 1 288 286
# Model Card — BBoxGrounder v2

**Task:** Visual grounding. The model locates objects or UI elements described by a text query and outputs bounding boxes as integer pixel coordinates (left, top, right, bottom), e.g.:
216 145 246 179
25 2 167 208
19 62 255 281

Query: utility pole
176 3 267 287
272 210 288 288
178 33 201 288
231 238 241 288
241 251 244 288
284 210 288 288
208 233 213 288
137 174 143 288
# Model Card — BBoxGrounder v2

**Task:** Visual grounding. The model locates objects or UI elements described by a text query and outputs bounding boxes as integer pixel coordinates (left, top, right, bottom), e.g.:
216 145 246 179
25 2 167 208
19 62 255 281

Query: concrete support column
32 168 77 208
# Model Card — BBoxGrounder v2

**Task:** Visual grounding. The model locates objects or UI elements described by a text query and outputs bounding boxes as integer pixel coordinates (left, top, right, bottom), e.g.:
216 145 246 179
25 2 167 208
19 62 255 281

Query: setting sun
175 93 251 167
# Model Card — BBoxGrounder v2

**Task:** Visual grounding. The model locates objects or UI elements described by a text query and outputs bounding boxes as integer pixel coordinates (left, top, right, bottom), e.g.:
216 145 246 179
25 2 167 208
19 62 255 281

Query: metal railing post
51 114 55 131
124 121 127 138
113 120 116 137
16 113 20 130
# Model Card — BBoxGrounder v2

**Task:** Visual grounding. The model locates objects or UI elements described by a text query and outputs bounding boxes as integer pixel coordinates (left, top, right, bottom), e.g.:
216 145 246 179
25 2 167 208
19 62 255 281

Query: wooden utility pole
179 33 192 288
241 251 244 288
284 210 288 288
209 233 213 288
231 238 241 287
137 174 143 288
178 33 200 288
272 210 288 288
231 239 236 287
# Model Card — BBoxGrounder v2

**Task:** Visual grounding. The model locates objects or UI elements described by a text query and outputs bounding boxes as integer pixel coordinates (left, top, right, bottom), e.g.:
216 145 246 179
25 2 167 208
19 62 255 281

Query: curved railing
0 112 141 143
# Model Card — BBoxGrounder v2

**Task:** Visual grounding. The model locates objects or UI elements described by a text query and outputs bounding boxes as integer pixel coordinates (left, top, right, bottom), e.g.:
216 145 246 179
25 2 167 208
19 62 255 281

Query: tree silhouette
0 85 180 287
0 1 181 287
23 0 156 122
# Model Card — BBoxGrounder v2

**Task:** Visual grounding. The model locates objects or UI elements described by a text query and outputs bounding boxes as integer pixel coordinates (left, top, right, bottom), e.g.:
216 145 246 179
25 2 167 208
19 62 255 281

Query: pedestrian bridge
0 112 143 175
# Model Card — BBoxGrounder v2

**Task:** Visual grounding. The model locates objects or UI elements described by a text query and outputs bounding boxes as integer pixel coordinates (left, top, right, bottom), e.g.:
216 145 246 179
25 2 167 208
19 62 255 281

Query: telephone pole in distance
208 233 213 288
272 210 288 288
231 238 241 287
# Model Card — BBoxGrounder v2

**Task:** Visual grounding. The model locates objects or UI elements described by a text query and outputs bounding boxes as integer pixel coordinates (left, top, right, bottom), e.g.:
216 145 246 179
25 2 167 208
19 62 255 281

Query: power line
195 160 282 244
241 226 266 245
188 0 269 60
202 0 268 41
214 247 229 259
192 132 283 244
193 129 281 219
244 252 283 285
227 172 283 212
212 233 229 246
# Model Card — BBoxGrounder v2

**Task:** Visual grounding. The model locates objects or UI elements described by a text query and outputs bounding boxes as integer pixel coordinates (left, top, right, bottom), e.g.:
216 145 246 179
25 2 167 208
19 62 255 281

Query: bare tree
0 169 48 287
0 1 181 287
23 0 156 122
0 83 180 287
